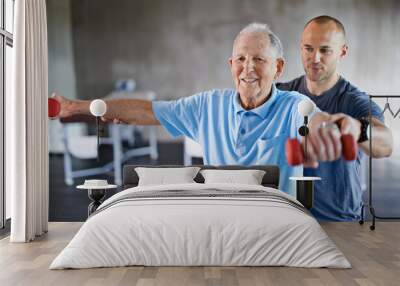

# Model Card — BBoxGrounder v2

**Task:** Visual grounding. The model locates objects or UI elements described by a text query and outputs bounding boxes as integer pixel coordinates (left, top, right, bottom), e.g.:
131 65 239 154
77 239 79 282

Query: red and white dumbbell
285 99 358 166
285 135 358 166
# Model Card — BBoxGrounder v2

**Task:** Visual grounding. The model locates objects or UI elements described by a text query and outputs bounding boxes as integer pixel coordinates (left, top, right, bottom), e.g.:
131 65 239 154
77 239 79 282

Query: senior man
277 15 393 221
54 23 358 197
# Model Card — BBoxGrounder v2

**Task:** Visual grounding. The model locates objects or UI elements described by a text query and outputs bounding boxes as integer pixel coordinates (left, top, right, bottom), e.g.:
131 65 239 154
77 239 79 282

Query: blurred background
2 0 399 237
43 0 400 221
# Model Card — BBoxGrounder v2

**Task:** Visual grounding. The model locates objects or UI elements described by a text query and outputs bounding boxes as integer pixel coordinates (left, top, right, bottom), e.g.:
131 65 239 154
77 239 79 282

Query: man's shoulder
335 77 384 120
276 75 305 92
276 86 308 103
192 88 236 98
183 89 236 108
338 77 369 101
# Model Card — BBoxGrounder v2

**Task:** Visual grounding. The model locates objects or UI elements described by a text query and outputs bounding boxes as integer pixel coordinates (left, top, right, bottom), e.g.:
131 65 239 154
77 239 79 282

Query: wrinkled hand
52 92 127 124
51 92 76 119
302 112 361 168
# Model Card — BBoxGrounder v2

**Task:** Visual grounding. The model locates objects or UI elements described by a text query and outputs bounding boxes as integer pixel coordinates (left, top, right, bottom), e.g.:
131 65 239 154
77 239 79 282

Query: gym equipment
360 95 400 230
89 99 107 162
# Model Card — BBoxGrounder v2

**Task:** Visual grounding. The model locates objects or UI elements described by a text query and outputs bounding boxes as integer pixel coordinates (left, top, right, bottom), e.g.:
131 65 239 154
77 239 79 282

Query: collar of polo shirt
234 84 279 119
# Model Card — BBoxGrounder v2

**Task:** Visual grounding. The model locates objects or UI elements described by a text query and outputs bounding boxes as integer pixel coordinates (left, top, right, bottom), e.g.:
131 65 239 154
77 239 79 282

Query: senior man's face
301 21 347 83
229 32 283 109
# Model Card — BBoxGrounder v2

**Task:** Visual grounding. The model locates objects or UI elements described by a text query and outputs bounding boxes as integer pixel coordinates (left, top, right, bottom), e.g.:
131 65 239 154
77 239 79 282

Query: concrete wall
47 0 77 99
69 0 400 101
47 0 80 152
46 0 400 142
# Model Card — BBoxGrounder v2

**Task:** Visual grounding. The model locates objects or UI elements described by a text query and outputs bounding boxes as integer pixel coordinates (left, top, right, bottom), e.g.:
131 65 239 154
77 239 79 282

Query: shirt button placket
236 113 248 155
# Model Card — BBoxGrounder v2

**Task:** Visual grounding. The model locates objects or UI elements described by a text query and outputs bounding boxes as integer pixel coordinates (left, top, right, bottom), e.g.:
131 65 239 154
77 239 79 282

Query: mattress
50 183 351 269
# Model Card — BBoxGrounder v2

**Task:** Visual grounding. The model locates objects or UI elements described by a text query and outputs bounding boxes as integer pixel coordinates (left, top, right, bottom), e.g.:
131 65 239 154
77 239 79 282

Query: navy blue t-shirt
277 75 383 221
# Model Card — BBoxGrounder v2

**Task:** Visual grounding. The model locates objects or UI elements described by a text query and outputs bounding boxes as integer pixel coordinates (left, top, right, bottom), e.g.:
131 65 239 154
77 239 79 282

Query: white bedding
50 183 351 269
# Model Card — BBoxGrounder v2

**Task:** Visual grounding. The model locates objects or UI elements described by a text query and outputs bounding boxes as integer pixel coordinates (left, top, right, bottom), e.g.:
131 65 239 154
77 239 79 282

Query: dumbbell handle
286 134 357 166
341 134 358 161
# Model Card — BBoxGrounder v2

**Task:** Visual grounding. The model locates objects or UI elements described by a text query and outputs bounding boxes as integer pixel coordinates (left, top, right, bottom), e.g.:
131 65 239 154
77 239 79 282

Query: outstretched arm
52 93 160 125
326 113 392 158
303 112 393 168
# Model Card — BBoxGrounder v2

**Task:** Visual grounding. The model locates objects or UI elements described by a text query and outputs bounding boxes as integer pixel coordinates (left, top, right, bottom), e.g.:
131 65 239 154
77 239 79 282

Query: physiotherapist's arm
52 93 160 125
359 117 393 158
306 112 392 164
329 113 393 158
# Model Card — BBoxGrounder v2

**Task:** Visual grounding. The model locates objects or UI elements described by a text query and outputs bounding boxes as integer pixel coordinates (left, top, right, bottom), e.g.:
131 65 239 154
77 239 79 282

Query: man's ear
228 57 233 68
274 58 285 80
340 45 348 58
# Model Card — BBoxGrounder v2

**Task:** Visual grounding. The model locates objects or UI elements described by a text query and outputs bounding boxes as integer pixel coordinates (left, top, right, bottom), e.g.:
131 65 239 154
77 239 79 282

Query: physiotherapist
277 15 393 221
53 22 361 197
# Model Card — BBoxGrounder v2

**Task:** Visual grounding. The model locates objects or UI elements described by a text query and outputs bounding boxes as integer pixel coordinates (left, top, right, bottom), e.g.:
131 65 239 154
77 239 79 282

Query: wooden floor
1 222 400 286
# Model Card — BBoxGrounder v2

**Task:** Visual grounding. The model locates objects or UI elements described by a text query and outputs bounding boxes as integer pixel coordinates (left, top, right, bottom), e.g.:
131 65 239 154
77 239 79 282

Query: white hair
236 22 284 59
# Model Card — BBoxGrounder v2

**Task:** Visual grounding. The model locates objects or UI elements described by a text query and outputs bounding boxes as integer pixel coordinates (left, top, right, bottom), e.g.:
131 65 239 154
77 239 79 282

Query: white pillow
135 167 201 186
200 169 266 185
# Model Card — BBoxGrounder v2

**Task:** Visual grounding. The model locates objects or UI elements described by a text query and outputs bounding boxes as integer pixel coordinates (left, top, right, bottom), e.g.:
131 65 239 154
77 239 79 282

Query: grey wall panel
69 0 400 101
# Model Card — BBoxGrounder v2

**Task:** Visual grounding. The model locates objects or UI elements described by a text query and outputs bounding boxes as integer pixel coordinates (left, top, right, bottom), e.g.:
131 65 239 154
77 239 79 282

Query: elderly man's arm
53 93 160 125
303 112 393 167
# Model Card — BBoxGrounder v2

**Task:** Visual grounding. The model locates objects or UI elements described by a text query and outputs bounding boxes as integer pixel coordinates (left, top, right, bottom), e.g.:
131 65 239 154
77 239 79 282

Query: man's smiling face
301 21 347 83
229 32 283 109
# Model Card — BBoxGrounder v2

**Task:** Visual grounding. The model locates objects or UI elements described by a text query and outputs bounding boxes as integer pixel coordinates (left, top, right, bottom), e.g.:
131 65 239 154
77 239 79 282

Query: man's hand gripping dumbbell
286 100 361 168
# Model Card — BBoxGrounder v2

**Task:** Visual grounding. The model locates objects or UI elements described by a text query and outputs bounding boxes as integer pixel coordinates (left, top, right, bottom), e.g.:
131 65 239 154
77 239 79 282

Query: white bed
50 182 350 269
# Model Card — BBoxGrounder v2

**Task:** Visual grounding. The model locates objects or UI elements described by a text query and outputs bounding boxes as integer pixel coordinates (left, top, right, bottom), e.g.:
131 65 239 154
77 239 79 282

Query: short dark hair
304 15 346 38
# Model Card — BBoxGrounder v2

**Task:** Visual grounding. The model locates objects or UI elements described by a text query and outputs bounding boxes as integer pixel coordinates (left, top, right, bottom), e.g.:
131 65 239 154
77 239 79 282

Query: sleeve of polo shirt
152 93 206 141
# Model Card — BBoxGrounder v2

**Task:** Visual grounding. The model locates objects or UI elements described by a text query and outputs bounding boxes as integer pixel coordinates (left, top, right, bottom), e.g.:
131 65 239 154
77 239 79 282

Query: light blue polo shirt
152 85 309 196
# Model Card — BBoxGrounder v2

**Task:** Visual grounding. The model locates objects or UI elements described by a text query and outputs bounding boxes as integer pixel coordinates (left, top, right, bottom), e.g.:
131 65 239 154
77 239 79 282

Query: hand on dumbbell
48 93 77 119
48 92 127 124
286 112 361 168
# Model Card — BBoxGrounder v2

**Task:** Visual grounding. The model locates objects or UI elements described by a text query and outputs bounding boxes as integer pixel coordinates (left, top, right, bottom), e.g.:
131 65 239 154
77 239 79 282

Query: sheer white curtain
7 0 49 242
